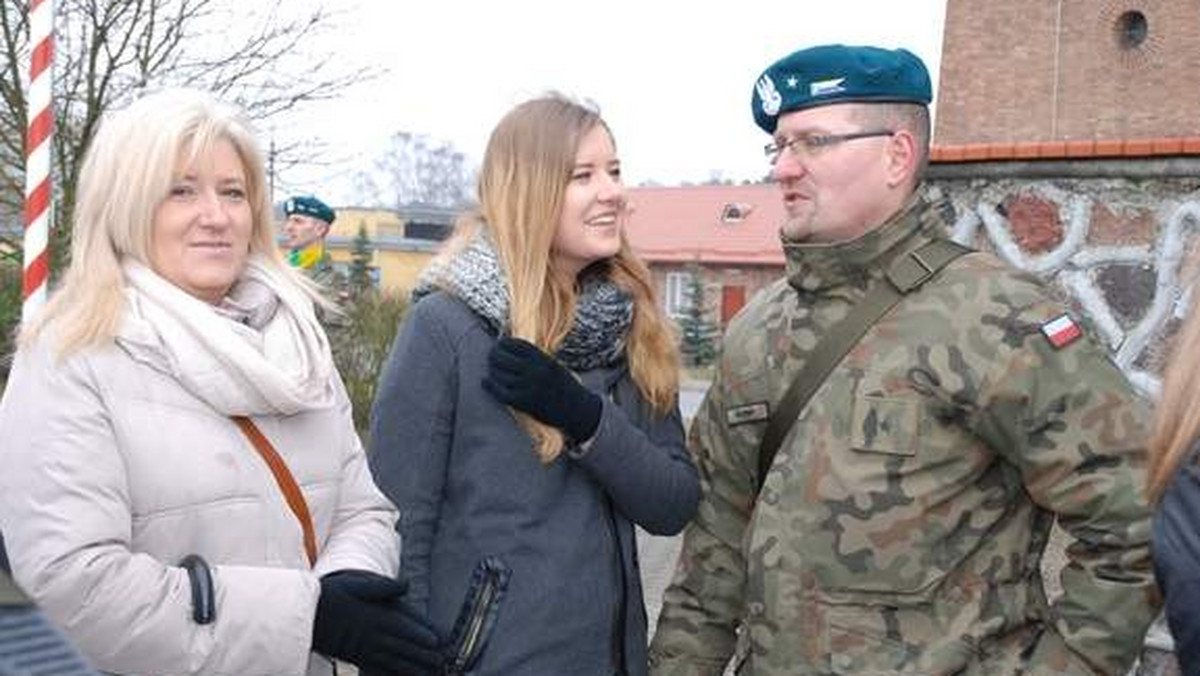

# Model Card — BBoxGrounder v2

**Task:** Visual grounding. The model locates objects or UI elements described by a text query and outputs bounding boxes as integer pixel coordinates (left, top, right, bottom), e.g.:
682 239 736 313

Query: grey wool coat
368 291 700 676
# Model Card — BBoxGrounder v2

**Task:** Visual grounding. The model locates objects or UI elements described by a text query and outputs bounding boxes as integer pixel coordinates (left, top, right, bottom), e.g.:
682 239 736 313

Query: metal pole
22 0 53 324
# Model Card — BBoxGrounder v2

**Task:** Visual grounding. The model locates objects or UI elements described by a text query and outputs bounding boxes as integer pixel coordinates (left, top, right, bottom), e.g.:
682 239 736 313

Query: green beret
284 195 336 224
752 44 932 133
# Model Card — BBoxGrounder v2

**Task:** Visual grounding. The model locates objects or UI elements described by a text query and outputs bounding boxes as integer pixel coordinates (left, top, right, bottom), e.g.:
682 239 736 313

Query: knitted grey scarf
414 233 634 371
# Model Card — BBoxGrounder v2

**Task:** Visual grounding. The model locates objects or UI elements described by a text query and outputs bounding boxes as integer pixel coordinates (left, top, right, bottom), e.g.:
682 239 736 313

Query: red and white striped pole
22 0 53 324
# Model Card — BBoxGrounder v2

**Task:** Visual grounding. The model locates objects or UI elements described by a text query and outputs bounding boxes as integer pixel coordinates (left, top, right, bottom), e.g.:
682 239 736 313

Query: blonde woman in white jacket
0 90 442 676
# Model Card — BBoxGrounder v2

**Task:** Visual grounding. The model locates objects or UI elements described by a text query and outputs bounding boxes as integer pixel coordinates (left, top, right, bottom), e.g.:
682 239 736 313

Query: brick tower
935 0 1200 146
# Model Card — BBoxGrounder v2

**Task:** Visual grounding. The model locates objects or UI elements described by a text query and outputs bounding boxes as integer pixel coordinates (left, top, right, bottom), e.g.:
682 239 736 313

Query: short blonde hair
22 88 310 355
851 102 931 185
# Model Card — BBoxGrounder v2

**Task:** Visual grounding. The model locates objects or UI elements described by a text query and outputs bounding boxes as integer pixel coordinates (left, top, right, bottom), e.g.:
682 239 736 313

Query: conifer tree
677 263 718 367
347 223 375 299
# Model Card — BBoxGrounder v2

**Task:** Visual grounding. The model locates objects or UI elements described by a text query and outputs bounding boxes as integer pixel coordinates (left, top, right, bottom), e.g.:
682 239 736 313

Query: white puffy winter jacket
0 338 399 676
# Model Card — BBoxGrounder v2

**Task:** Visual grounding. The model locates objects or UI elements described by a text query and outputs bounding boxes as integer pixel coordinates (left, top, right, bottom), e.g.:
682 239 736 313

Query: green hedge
327 289 409 443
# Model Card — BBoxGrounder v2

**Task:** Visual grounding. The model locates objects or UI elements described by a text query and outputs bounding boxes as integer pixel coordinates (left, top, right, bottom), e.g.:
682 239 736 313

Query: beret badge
810 77 847 97
756 74 782 117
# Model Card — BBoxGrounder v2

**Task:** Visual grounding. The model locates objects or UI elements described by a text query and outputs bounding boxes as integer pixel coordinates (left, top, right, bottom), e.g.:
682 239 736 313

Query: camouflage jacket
295 249 340 293
292 250 346 328
649 197 1159 676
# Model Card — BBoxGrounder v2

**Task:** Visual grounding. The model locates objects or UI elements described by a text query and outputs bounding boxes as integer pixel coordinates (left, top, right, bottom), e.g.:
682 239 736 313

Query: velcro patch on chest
725 401 770 427
1040 313 1082 349
851 395 918 456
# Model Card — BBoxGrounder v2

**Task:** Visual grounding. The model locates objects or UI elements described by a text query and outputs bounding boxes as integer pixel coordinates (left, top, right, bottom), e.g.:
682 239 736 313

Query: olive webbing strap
755 238 972 492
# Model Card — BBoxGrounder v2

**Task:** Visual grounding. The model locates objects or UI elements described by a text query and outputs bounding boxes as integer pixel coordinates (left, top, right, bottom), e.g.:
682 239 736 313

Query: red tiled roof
625 184 786 265
931 136 1200 163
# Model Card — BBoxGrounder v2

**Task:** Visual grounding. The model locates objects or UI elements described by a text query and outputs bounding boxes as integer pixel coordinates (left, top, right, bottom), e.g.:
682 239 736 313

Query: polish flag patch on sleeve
1040 313 1082 349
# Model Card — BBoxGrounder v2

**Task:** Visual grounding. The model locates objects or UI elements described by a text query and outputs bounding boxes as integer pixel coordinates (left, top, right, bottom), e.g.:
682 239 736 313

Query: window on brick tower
1116 10 1148 50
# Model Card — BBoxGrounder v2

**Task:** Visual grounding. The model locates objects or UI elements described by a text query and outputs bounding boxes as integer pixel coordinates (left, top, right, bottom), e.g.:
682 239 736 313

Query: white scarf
117 256 335 416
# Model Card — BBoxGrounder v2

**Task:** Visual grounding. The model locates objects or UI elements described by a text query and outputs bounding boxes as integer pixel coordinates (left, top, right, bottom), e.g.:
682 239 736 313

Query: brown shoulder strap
231 416 318 567
755 238 972 491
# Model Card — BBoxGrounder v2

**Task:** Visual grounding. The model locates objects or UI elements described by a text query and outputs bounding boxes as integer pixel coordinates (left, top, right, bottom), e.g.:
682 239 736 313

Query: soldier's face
284 214 330 249
551 124 627 278
770 103 897 243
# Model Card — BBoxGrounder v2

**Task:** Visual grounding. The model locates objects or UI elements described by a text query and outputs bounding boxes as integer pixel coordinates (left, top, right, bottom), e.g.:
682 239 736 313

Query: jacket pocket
444 556 511 676
823 602 974 675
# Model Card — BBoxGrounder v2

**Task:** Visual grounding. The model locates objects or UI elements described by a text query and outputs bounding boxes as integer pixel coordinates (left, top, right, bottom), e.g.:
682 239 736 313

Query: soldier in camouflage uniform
283 194 339 288
649 44 1159 676
283 194 347 327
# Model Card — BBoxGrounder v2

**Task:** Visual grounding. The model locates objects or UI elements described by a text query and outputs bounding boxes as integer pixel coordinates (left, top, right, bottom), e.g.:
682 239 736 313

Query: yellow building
278 205 458 295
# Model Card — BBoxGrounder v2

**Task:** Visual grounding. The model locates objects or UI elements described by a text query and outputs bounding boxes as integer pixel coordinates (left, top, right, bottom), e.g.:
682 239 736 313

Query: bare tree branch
355 131 475 209
0 0 378 274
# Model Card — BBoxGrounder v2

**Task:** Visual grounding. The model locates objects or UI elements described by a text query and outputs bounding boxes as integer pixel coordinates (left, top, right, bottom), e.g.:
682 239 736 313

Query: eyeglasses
764 129 895 164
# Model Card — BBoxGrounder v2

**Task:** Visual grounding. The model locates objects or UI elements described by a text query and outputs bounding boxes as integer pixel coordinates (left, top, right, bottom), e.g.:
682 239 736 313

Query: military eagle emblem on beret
756 74 782 116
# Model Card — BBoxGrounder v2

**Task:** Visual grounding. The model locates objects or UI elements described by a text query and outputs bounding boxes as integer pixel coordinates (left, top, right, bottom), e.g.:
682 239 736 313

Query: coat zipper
448 568 500 673
604 380 631 676
604 498 628 676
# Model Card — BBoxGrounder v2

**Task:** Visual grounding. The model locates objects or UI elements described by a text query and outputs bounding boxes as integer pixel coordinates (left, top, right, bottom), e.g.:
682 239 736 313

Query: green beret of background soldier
649 43 1159 676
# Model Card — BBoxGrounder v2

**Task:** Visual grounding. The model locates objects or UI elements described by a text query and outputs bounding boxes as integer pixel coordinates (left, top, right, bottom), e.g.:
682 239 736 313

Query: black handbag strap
756 238 972 490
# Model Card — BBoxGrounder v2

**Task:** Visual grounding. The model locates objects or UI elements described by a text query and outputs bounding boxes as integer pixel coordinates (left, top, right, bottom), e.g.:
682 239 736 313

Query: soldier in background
650 44 1159 676
283 194 347 320
283 194 337 279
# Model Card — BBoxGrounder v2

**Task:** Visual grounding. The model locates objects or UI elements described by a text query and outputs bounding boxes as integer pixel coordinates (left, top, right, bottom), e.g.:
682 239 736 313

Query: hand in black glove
482 336 602 443
312 570 444 676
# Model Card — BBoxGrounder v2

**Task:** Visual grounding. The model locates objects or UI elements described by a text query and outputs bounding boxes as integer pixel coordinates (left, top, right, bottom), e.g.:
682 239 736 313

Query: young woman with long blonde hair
368 94 700 676
1149 285 1200 673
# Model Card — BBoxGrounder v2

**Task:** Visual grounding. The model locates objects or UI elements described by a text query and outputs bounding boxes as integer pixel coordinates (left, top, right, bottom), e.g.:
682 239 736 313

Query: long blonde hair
1148 284 1200 499
20 88 313 356
440 94 679 462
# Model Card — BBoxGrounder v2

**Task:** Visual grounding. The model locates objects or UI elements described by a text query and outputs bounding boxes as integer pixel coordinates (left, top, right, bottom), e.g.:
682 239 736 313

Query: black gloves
312 570 444 676
482 337 603 444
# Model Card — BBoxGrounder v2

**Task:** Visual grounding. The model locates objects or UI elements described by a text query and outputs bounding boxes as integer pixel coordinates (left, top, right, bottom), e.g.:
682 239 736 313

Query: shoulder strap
232 416 318 567
756 239 972 490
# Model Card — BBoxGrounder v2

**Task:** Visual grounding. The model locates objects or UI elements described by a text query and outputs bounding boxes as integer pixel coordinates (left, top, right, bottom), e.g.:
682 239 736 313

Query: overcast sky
278 0 948 205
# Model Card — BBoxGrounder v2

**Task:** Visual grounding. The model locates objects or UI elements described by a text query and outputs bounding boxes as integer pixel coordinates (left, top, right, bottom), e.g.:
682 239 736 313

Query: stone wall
928 160 1200 399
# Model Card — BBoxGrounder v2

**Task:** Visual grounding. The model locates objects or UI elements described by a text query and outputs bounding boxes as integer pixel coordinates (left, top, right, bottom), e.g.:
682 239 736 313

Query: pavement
678 377 710 422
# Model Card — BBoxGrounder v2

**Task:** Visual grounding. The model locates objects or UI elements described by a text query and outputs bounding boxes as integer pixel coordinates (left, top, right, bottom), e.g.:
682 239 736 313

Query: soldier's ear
883 129 918 189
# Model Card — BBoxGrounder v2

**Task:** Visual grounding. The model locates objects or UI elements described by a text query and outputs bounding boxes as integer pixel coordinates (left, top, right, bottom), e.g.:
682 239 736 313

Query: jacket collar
782 191 948 295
